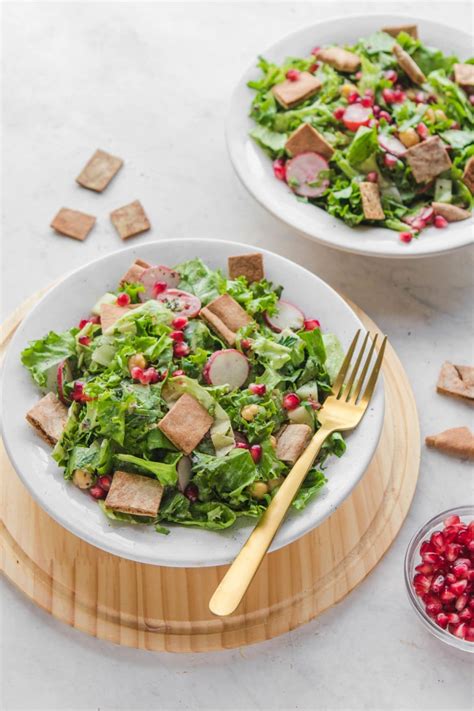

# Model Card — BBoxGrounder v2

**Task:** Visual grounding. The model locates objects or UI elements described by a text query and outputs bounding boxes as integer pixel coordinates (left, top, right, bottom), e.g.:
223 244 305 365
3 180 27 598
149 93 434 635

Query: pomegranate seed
348 92 360 104
78 336 91 346
173 342 190 358
431 531 445 552
459 608 472 622
78 319 90 329
427 94 437 104
450 579 468 595
116 292 131 307
421 540 435 555
366 171 378 183
443 526 458 543
470 95 474 106
184 483 199 503
468 541 474 554
422 551 442 565
434 215 448 228
426 601 442 617
171 316 188 330
451 622 467 639
304 319 321 330
431 574 445 594
416 563 434 575
131 366 144 381
446 612 460 625
416 122 429 139
171 369 185 377
372 104 381 117
384 69 398 83
392 90 406 103
71 382 92 403
446 543 463 562
98 475 112 492
309 62 319 73
89 485 106 500
413 573 432 597
453 560 471 579
311 46 321 56
90 315 100 324
355 71 362 79
379 110 392 123
400 232 413 243
249 383 266 397
141 367 160 385
273 158 286 181
455 594 469 612
282 393 300 410
235 442 250 450
384 153 398 168
456 528 469 544
286 69 300 81
241 338 252 351
440 589 456 603
466 626 474 642
333 106 345 120
436 612 449 629
170 330 185 342
444 514 461 527
414 91 426 103
382 88 396 104
250 444 262 464
446 572 457 584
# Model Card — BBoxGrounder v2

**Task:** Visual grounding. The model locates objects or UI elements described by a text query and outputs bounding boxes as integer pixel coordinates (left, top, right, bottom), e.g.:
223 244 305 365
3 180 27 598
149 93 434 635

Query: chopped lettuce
21 330 77 389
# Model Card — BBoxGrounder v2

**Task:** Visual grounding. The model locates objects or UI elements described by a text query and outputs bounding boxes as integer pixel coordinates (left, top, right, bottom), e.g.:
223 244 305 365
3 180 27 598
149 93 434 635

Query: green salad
248 25 474 242
21 254 346 534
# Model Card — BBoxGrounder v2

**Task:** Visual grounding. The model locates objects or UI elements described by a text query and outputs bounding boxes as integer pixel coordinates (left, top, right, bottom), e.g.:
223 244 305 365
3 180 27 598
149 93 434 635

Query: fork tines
333 330 387 405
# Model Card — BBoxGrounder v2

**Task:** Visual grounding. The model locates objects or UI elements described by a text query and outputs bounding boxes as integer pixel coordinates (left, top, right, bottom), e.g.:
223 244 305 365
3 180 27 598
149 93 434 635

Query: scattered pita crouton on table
158 393 214 455
284 123 334 160
360 182 385 220
404 136 451 184
392 43 426 85
437 362 474 402
76 149 123 192
453 63 474 91
315 47 360 73
228 253 264 283
26 392 68 446
272 72 322 109
51 207 96 241
105 470 164 517
110 200 150 240
276 424 312 464
201 293 253 346
432 203 471 222
382 24 418 39
425 427 474 460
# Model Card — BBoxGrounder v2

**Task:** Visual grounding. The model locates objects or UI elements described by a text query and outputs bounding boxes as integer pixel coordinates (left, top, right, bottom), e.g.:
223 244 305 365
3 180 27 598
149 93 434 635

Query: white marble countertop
1 2 473 709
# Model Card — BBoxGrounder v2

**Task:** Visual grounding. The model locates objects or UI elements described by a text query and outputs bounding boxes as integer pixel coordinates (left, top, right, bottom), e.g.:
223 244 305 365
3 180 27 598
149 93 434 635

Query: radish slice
155 289 201 318
139 265 180 302
177 456 192 492
203 349 249 390
378 134 406 157
285 152 329 198
57 359 73 404
342 104 372 132
264 300 305 333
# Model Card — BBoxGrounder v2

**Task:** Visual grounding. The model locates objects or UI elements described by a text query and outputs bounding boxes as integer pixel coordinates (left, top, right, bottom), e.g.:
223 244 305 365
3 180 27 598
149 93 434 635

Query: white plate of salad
1 239 384 566
227 15 474 258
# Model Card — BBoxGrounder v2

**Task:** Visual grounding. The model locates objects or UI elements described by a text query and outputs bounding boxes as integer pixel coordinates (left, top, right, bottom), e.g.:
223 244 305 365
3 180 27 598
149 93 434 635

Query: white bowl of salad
1 240 384 566
227 15 474 258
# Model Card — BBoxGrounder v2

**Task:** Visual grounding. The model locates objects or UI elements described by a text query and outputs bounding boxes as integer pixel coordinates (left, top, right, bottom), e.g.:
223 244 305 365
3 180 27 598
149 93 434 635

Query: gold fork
209 329 387 617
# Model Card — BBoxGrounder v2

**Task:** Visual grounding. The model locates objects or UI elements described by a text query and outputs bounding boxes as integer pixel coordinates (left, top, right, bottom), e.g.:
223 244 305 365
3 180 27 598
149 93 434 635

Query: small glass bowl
404 505 474 653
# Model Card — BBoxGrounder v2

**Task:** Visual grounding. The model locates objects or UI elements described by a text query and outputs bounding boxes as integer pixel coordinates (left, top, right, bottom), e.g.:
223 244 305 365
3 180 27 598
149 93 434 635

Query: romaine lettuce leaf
21 330 77 389
114 453 180 487
174 258 225 304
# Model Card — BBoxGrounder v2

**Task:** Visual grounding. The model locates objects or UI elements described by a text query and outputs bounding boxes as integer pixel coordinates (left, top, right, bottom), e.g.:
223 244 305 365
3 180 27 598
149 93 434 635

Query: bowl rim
404 504 474 653
226 12 474 259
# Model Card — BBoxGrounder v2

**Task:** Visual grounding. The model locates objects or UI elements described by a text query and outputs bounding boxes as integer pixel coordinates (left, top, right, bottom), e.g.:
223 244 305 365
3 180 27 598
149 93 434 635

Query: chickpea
128 353 147 372
425 107 436 123
435 109 447 122
241 404 260 422
250 482 269 499
269 435 277 449
340 83 357 99
268 477 284 492
73 469 95 490
398 128 420 148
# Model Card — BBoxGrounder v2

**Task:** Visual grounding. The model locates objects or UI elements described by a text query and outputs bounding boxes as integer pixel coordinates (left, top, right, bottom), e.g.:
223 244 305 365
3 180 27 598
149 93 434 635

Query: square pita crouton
432 203 471 222
276 424 312 464
405 136 451 184
76 149 123 192
228 253 264 283
454 63 474 89
26 392 68 446
315 47 360 73
272 72 322 109
105 470 163 517
285 123 334 160
437 362 474 401
463 156 474 194
110 200 150 240
425 427 474 460
382 24 418 39
200 294 252 346
119 258 151 286
392 43 426 85
158 393 213 455
51 208 96 241
100 302 132 332
360 182 385 220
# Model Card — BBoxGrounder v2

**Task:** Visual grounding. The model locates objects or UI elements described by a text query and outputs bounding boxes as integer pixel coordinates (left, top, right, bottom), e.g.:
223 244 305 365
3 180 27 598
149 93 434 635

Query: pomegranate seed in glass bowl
404 505 474 653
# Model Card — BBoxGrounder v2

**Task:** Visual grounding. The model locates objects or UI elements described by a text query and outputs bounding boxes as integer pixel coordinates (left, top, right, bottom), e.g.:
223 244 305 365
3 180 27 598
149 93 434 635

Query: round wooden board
0 291 420 652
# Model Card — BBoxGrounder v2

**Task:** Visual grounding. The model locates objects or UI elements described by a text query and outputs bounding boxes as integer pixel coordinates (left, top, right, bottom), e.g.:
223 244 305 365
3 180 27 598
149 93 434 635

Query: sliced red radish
139 265 180 302
57 359 73 404
177 456 192 492
378 134 406 157
264 300 305 333
155 289 201 318
203 349 249 390
285 152 329 198
342 104 372 132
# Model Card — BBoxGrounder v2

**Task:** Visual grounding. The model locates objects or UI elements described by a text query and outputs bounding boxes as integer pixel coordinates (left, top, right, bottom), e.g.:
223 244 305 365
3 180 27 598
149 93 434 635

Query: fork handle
209 426 332 616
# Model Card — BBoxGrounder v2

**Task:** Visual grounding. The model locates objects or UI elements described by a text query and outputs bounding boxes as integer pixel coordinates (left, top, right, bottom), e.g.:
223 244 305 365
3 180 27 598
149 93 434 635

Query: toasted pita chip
284 123 334 160
453 63 474 90
276 424 312 464
437 362 474 401
315 47 360 73
110 200 150 240
158 393 213 455
405 137 451 184
463 156 474 195
76 149 123 192
272 72 322 109
360 182 385 220
392 43 426 85
51 208 96 241
382 25 418 39
201 294 252 346
100 302 132 332
228 253 264 283
26 392 68 446
425 427 474 460
119 258 151 286
105 470 163 517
